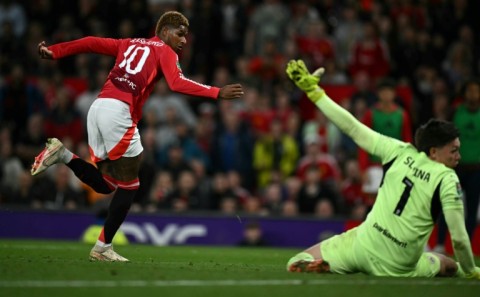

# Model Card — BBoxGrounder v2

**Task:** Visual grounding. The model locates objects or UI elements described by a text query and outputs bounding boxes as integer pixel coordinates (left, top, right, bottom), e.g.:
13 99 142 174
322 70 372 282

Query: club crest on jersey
456 182 463 197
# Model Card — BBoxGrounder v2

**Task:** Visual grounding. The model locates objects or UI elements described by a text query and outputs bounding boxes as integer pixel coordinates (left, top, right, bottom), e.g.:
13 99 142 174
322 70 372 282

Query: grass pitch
0 240 479 297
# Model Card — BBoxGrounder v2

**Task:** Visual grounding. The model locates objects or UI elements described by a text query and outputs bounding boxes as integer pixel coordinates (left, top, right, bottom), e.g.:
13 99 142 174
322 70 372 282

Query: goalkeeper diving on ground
285 59 480 279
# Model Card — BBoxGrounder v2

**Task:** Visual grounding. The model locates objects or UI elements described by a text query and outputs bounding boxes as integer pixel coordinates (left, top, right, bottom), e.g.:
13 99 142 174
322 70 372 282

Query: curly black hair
155 11 189 37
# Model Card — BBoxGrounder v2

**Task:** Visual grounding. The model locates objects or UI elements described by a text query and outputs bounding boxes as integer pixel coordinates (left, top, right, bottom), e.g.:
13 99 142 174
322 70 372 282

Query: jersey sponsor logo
114 74 137 90
404 156 431 182
373 222 407 248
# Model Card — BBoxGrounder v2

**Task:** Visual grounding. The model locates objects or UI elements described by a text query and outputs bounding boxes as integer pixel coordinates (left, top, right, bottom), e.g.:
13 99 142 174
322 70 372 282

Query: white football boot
31 138 65 176
89 245 130 262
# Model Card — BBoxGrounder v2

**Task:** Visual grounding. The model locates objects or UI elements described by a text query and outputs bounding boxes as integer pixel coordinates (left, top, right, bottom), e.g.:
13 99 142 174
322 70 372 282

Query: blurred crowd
0 0 479 220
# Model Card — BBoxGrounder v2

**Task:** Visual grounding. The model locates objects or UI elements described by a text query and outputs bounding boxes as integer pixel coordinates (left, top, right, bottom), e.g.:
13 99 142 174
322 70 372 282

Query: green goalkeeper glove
466 267 480 280
285 59 325 103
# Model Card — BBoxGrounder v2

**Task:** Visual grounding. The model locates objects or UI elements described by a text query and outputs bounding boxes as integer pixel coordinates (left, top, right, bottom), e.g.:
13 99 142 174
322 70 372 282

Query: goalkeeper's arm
443 208 480 279
285 60 380 155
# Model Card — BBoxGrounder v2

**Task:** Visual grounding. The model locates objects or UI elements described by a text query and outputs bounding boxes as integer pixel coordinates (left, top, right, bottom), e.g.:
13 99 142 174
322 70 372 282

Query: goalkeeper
285 60 480 279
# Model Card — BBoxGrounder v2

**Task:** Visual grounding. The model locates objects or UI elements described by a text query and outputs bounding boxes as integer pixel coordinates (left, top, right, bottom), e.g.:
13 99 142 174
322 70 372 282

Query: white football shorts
86 98 143 162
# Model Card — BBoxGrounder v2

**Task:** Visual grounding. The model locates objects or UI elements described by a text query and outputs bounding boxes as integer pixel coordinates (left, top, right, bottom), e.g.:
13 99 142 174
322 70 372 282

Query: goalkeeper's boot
31 138 65 176
288 259 330 273
89 245 129 262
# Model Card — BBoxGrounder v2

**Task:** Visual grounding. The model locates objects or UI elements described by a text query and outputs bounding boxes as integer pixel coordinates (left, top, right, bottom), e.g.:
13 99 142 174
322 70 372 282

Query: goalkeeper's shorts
320 227 441 277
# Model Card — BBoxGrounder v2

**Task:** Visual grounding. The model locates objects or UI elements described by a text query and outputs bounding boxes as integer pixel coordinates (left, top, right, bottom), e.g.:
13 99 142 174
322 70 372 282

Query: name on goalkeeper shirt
404 156 431 182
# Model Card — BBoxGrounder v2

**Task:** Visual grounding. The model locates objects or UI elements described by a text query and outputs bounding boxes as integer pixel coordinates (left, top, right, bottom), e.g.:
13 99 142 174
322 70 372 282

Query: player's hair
414 119 459 155
155 11 189 37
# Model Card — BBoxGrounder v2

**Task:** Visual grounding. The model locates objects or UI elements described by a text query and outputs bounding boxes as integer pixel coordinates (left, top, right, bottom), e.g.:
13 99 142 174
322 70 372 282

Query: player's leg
88 98 143 262
287 227 361 274
286 242 331 273
412 252 457 277
96 156 141 243
90 155 141 262
30 138 116 193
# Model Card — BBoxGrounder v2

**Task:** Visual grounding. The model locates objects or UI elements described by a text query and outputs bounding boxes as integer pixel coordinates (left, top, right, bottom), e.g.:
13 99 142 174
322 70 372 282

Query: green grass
0 240 479 297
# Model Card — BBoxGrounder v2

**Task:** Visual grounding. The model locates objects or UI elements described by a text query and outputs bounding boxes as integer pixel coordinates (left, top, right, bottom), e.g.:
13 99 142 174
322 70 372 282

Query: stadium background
0 0 479 254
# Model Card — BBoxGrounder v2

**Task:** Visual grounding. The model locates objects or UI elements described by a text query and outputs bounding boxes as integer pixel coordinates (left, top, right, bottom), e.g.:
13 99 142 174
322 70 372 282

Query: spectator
188 0 224 82
226 170 251 207
281 199 299 217
153 105 180 151
240 87 275 137
296 165 340 215
333 4 363 70
14 112 46 169
211 110 254 190
75 69 108 123
238 220 268 247
159 142 192 182
173 121 210 170
219 0 248 72
208 172 235 210
348 21 390 84
296 134 341 187
262 182 285 215
34 165 86 210
219 195 239 215
248 38 286 90
0 17 25 74
194 109 216 157
44 85 84 146
320 58 349 85
314 199 335 219
303 109 342 155
0 64 46 141
6 169 34 206
295 19 334 69
0 0 27 37
0 126 22 202
452 79 480 240
242 196 267 216
358 78 413 199
164 170 203 212
146 171 174 212
244 0 289 56
143 80 197 130
253 118 299 188
340 159 367 219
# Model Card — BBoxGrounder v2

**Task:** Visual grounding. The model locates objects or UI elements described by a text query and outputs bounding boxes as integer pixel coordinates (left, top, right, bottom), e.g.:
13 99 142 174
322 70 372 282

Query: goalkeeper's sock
66 158 115 194
286 252 315 270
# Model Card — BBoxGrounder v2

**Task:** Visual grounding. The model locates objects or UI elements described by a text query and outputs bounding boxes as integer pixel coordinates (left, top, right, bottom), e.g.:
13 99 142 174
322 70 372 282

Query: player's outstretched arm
38 41 53 59
285 60 380 154
40 37 119 60
218 84 244 100
443 208 479 279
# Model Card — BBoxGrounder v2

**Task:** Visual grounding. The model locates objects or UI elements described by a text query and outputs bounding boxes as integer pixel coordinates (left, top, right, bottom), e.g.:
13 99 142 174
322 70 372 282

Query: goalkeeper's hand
285 60 325 102
466 267 480 280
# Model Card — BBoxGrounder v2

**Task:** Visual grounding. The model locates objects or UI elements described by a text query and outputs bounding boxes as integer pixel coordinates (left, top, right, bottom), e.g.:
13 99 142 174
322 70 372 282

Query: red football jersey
48 36 220 123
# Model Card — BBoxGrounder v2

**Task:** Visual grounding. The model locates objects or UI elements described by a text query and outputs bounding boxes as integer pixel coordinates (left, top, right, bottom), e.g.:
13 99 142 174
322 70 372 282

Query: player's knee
438 256 457 277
